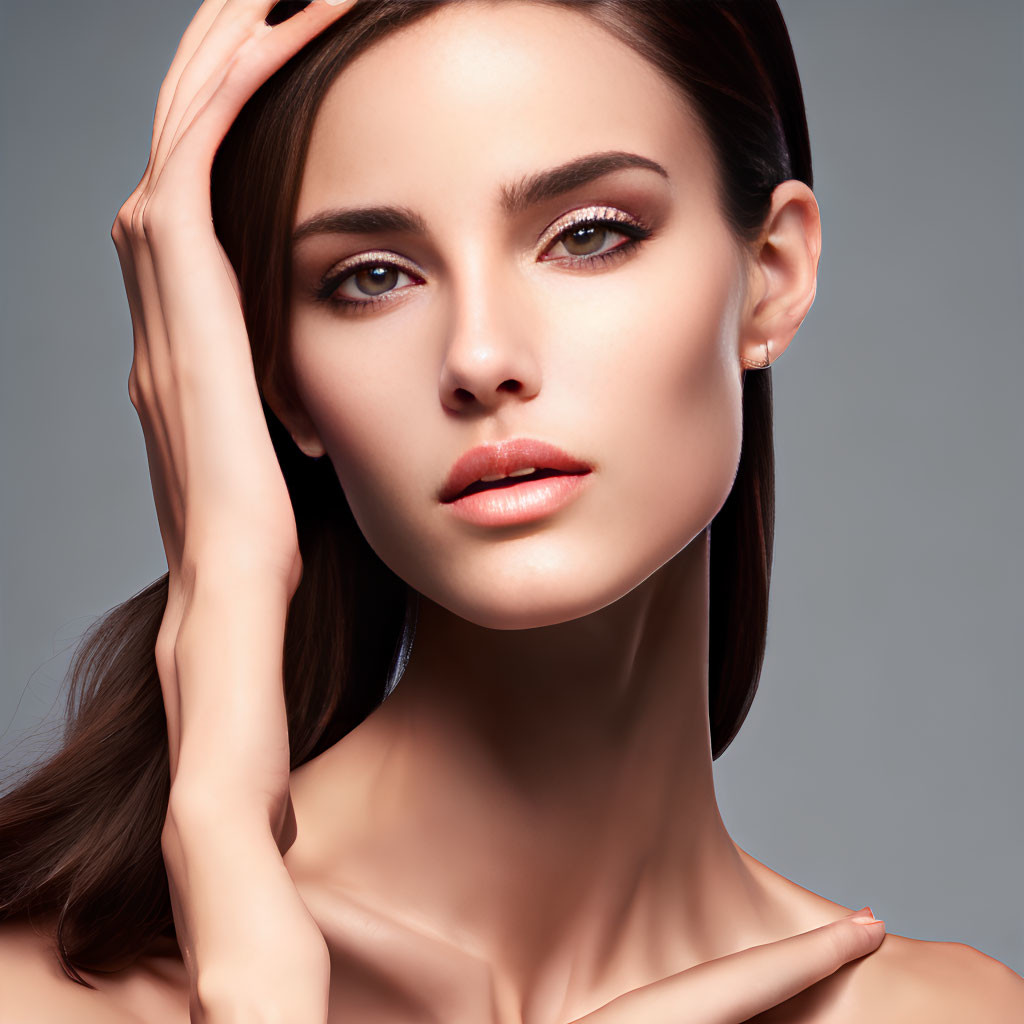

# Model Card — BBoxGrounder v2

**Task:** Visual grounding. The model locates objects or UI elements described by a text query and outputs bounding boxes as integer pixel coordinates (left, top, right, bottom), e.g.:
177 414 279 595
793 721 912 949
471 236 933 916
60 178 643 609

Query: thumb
570 909 886 1024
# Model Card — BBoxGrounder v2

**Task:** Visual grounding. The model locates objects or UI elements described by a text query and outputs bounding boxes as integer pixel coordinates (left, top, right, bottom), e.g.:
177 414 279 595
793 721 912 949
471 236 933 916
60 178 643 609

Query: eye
315 250 423 314
313 207 653 315
539 205 653 267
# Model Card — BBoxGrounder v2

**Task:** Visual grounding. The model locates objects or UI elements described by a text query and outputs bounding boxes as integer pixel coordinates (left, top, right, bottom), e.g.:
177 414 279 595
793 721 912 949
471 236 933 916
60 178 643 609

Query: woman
0 0 1020 1020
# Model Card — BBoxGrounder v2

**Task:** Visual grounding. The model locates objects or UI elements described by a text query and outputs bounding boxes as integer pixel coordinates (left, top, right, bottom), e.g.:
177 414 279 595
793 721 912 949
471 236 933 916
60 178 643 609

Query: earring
740 339 772 370
383 584 419 700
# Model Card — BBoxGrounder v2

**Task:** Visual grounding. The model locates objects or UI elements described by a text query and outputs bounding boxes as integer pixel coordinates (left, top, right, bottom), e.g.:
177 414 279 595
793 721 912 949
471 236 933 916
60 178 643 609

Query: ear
262 376 327 460
738 180 821 371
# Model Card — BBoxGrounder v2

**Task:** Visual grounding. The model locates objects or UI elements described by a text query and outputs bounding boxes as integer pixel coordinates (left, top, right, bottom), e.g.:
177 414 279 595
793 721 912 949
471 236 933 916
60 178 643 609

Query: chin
412 553 669 631
434 592 612 631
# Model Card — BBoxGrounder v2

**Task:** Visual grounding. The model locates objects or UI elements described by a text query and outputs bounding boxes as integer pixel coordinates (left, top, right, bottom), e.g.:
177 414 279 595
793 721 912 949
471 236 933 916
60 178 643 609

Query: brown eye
561 224 611 257
540 211 652 266
351 264 401 296
318 257 422 310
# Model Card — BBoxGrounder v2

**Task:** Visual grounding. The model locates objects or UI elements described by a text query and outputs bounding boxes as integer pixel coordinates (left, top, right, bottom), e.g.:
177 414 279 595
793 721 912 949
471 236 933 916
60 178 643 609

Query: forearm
169 563 296 832
162 798 328 1001
160 566 328 1020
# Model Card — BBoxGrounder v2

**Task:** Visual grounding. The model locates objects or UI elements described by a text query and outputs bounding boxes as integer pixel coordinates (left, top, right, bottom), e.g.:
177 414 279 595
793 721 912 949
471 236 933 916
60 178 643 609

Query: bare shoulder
0 918 140 1023
748 930 1024 1024
847 931 1024 1023
0 917 189 1024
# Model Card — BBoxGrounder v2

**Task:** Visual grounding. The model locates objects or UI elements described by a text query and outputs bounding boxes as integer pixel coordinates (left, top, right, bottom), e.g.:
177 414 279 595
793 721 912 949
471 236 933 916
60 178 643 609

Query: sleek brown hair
0 0 812 981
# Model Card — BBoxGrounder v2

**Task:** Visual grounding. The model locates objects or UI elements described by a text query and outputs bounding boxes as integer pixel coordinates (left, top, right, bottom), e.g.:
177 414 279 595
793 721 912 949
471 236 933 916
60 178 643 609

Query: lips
439 438 592 504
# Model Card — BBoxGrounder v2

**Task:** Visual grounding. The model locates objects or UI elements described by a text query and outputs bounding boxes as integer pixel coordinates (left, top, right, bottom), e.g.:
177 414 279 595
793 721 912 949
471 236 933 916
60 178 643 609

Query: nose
437 254 542 415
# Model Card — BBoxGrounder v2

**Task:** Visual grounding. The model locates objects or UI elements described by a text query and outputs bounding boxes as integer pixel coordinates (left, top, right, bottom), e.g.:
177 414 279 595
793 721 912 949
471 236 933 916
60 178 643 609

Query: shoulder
0 918 150 1024
749 930 1024 1024
839 932 1024 1023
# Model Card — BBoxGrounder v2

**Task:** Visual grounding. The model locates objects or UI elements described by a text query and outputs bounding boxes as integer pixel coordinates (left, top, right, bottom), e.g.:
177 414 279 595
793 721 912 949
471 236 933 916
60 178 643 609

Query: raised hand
111 0 357 781
109 2 358 1021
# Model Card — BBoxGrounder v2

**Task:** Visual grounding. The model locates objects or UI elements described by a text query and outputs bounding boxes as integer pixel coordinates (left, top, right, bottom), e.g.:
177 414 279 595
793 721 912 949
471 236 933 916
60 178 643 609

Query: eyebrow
291 150 669 249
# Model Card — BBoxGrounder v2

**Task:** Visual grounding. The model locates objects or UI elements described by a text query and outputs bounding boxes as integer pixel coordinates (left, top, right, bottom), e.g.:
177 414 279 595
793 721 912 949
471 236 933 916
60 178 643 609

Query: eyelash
313 207 654 315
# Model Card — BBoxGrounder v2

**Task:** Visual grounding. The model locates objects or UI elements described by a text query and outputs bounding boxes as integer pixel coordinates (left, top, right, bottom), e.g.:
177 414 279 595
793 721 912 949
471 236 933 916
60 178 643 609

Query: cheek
561 241 746 563
283 231 747 628
635 282 742 536
287 326 430 553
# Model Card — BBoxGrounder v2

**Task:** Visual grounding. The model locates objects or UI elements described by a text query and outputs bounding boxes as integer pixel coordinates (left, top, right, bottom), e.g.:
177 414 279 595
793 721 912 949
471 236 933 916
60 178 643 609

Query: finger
571 913 887 1024
138 0 355 244
150 0 231 162
149 0 279 179
153 0 357 187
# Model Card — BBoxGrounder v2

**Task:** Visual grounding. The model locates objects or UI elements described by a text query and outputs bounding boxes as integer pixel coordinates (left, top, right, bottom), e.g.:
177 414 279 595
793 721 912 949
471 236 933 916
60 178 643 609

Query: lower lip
443 472 592 527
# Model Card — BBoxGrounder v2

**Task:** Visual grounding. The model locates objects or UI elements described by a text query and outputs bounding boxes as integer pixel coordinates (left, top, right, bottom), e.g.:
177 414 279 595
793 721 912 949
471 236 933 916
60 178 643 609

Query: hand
301 889 885 1023
109 0 357 775
110 0 358 829
571 909 887 1023
108 2 360 1021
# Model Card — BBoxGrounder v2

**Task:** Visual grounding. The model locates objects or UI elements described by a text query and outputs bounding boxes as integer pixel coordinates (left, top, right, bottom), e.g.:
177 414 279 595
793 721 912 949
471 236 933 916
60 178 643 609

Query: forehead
296 0 714 218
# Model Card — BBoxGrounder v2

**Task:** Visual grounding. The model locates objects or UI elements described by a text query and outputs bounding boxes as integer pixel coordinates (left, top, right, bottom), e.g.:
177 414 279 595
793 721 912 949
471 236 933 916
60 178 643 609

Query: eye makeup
313 250 424 313
311 203 655 315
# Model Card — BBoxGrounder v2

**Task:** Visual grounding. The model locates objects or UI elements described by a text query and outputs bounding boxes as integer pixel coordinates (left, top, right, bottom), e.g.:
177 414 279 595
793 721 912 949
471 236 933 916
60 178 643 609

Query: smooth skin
2 1 1022 1022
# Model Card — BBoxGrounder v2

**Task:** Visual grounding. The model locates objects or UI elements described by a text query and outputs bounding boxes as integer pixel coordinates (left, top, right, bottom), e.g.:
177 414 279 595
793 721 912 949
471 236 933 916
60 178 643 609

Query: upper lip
439 438 593 503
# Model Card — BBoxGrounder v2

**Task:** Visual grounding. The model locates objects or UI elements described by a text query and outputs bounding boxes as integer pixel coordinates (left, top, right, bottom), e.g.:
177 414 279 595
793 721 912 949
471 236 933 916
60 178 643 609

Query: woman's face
286 0 752 629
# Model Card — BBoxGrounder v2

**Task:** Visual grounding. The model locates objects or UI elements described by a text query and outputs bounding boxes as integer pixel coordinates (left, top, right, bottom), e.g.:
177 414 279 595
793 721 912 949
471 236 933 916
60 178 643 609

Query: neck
292 530 800 1021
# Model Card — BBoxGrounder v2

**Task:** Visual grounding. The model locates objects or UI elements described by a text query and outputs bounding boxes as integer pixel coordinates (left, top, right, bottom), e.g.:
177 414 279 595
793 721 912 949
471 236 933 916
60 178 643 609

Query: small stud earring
740 340 772 370
383 585 419 700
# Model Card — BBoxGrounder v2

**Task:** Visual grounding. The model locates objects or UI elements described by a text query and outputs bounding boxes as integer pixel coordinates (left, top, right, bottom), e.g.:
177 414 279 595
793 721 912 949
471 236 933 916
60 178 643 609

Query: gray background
2 0 1022 974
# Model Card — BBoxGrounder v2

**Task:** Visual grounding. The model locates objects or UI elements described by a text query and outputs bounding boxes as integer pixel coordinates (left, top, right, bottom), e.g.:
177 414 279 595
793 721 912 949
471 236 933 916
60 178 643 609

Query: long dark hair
0 0 812 982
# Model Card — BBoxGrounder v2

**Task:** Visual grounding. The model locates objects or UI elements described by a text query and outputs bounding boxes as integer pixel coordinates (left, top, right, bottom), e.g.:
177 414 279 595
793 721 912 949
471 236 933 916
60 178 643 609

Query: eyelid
321 206 643 281
323 248 423 283
314 204 650 310
535 204 646 252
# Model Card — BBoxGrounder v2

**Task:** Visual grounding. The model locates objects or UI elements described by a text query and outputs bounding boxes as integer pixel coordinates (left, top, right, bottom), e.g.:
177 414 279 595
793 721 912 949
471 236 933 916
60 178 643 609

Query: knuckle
138 190 185 238
111 202 135 246
130 196 146 237
138 195 162 237
113 187 148 242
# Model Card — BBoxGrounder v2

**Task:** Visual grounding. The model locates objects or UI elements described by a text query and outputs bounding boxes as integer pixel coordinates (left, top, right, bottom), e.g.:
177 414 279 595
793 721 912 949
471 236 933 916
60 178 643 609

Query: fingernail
850 915 885 926
845 906 872 917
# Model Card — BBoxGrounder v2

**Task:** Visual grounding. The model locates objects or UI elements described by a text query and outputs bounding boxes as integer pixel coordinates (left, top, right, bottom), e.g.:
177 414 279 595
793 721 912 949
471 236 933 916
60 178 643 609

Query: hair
0 0 812 983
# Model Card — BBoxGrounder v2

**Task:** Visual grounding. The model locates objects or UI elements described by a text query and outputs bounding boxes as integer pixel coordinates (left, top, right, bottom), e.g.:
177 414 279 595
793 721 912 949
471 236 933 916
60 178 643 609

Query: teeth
479 466 537 483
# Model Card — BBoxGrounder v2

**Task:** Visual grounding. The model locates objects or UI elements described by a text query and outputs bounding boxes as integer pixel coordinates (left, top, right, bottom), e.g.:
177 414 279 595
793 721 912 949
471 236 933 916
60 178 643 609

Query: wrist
165 783 283 843
177 551 300 606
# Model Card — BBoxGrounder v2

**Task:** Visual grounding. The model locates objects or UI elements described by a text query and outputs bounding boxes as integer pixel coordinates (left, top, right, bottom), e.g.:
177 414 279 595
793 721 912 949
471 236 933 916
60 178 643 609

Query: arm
160 569 327 1020
109 2 360 1020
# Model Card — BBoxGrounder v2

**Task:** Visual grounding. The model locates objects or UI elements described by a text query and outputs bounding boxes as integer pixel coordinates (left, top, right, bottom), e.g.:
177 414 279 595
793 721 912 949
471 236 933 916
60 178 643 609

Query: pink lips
439 438 593 526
